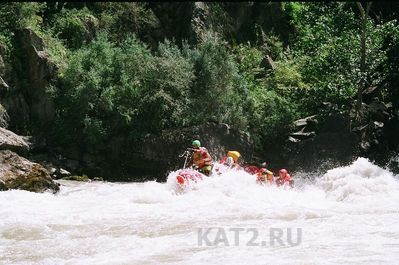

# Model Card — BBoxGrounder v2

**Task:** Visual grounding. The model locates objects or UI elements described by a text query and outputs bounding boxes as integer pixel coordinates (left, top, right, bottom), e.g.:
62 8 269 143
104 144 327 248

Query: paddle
179 149 194 169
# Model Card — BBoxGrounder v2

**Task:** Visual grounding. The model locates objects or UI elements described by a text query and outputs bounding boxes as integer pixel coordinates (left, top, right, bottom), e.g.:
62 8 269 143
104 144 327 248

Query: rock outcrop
0 46 8 92
0 103 9 128
0 126 30 154
0 44 11 114
190 2 211 42
15 28 56 129
148 2 194 45
287 113 359 171
281 97 399 173
1 28 56 133
148 2 291 45
0 126 59 193
0 150 59 193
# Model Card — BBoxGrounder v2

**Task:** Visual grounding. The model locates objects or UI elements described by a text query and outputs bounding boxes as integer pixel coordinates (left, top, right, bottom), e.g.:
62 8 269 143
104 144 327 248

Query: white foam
0 158 398 264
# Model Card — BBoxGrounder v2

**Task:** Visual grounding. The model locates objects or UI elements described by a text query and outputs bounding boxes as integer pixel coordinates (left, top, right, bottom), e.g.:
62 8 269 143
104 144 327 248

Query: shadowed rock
0 150 59 193
0 127 30 154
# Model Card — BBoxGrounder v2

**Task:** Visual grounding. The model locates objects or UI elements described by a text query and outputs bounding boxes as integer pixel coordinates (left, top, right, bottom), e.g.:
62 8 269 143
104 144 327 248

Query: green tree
51 33 195 150
185 32 247 129
51 7 98 49
94 2 158 43
355 2 372 112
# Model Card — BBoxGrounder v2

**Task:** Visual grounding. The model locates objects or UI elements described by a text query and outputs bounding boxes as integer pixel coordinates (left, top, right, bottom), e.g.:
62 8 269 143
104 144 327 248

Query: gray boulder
0 127 30 154
0 150 59 193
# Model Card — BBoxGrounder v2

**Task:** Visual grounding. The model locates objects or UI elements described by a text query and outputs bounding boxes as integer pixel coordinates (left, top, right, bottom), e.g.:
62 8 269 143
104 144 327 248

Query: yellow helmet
227 151 241 163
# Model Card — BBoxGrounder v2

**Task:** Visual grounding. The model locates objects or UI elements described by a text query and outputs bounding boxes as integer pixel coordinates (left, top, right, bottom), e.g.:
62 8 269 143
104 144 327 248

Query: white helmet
226 156 234 166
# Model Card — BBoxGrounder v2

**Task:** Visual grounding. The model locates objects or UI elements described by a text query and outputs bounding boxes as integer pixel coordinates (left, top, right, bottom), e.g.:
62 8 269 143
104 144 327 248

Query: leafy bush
0 2 45 32
287 3 360 107
136 40 194 131
51 33 195 149
51 7 98 49
285 2 399 113
0 3 46 54
232 43 264 89
233 42 299 142
249 89 297 149
184 32 248 129
94 2 158 43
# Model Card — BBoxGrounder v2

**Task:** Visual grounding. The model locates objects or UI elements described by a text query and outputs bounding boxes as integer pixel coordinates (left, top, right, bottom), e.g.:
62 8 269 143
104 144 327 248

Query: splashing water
0 158 398 264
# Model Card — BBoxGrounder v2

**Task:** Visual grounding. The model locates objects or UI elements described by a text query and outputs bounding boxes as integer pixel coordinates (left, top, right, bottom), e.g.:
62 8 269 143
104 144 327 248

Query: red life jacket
219 156 227 164
192 147 212 168
257 168 274 184
276 173 292 186
244 165 260 175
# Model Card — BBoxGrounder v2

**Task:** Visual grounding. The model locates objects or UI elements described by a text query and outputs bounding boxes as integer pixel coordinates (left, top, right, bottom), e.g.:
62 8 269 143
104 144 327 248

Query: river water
0 157 398 265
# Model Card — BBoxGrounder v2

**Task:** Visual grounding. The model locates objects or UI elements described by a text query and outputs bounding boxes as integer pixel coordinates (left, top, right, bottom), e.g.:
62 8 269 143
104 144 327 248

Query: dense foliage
1 2 398 157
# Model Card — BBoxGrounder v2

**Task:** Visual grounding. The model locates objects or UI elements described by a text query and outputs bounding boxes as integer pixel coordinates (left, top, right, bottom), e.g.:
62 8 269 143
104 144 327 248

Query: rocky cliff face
280 100 399 174
0 44 9 95
148 2 194 45
147 2 291 45
285 112 359 172
1 28 56 134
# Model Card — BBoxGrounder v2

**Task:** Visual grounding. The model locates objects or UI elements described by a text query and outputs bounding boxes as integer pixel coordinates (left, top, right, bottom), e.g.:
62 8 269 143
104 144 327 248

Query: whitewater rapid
0 157 398 265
